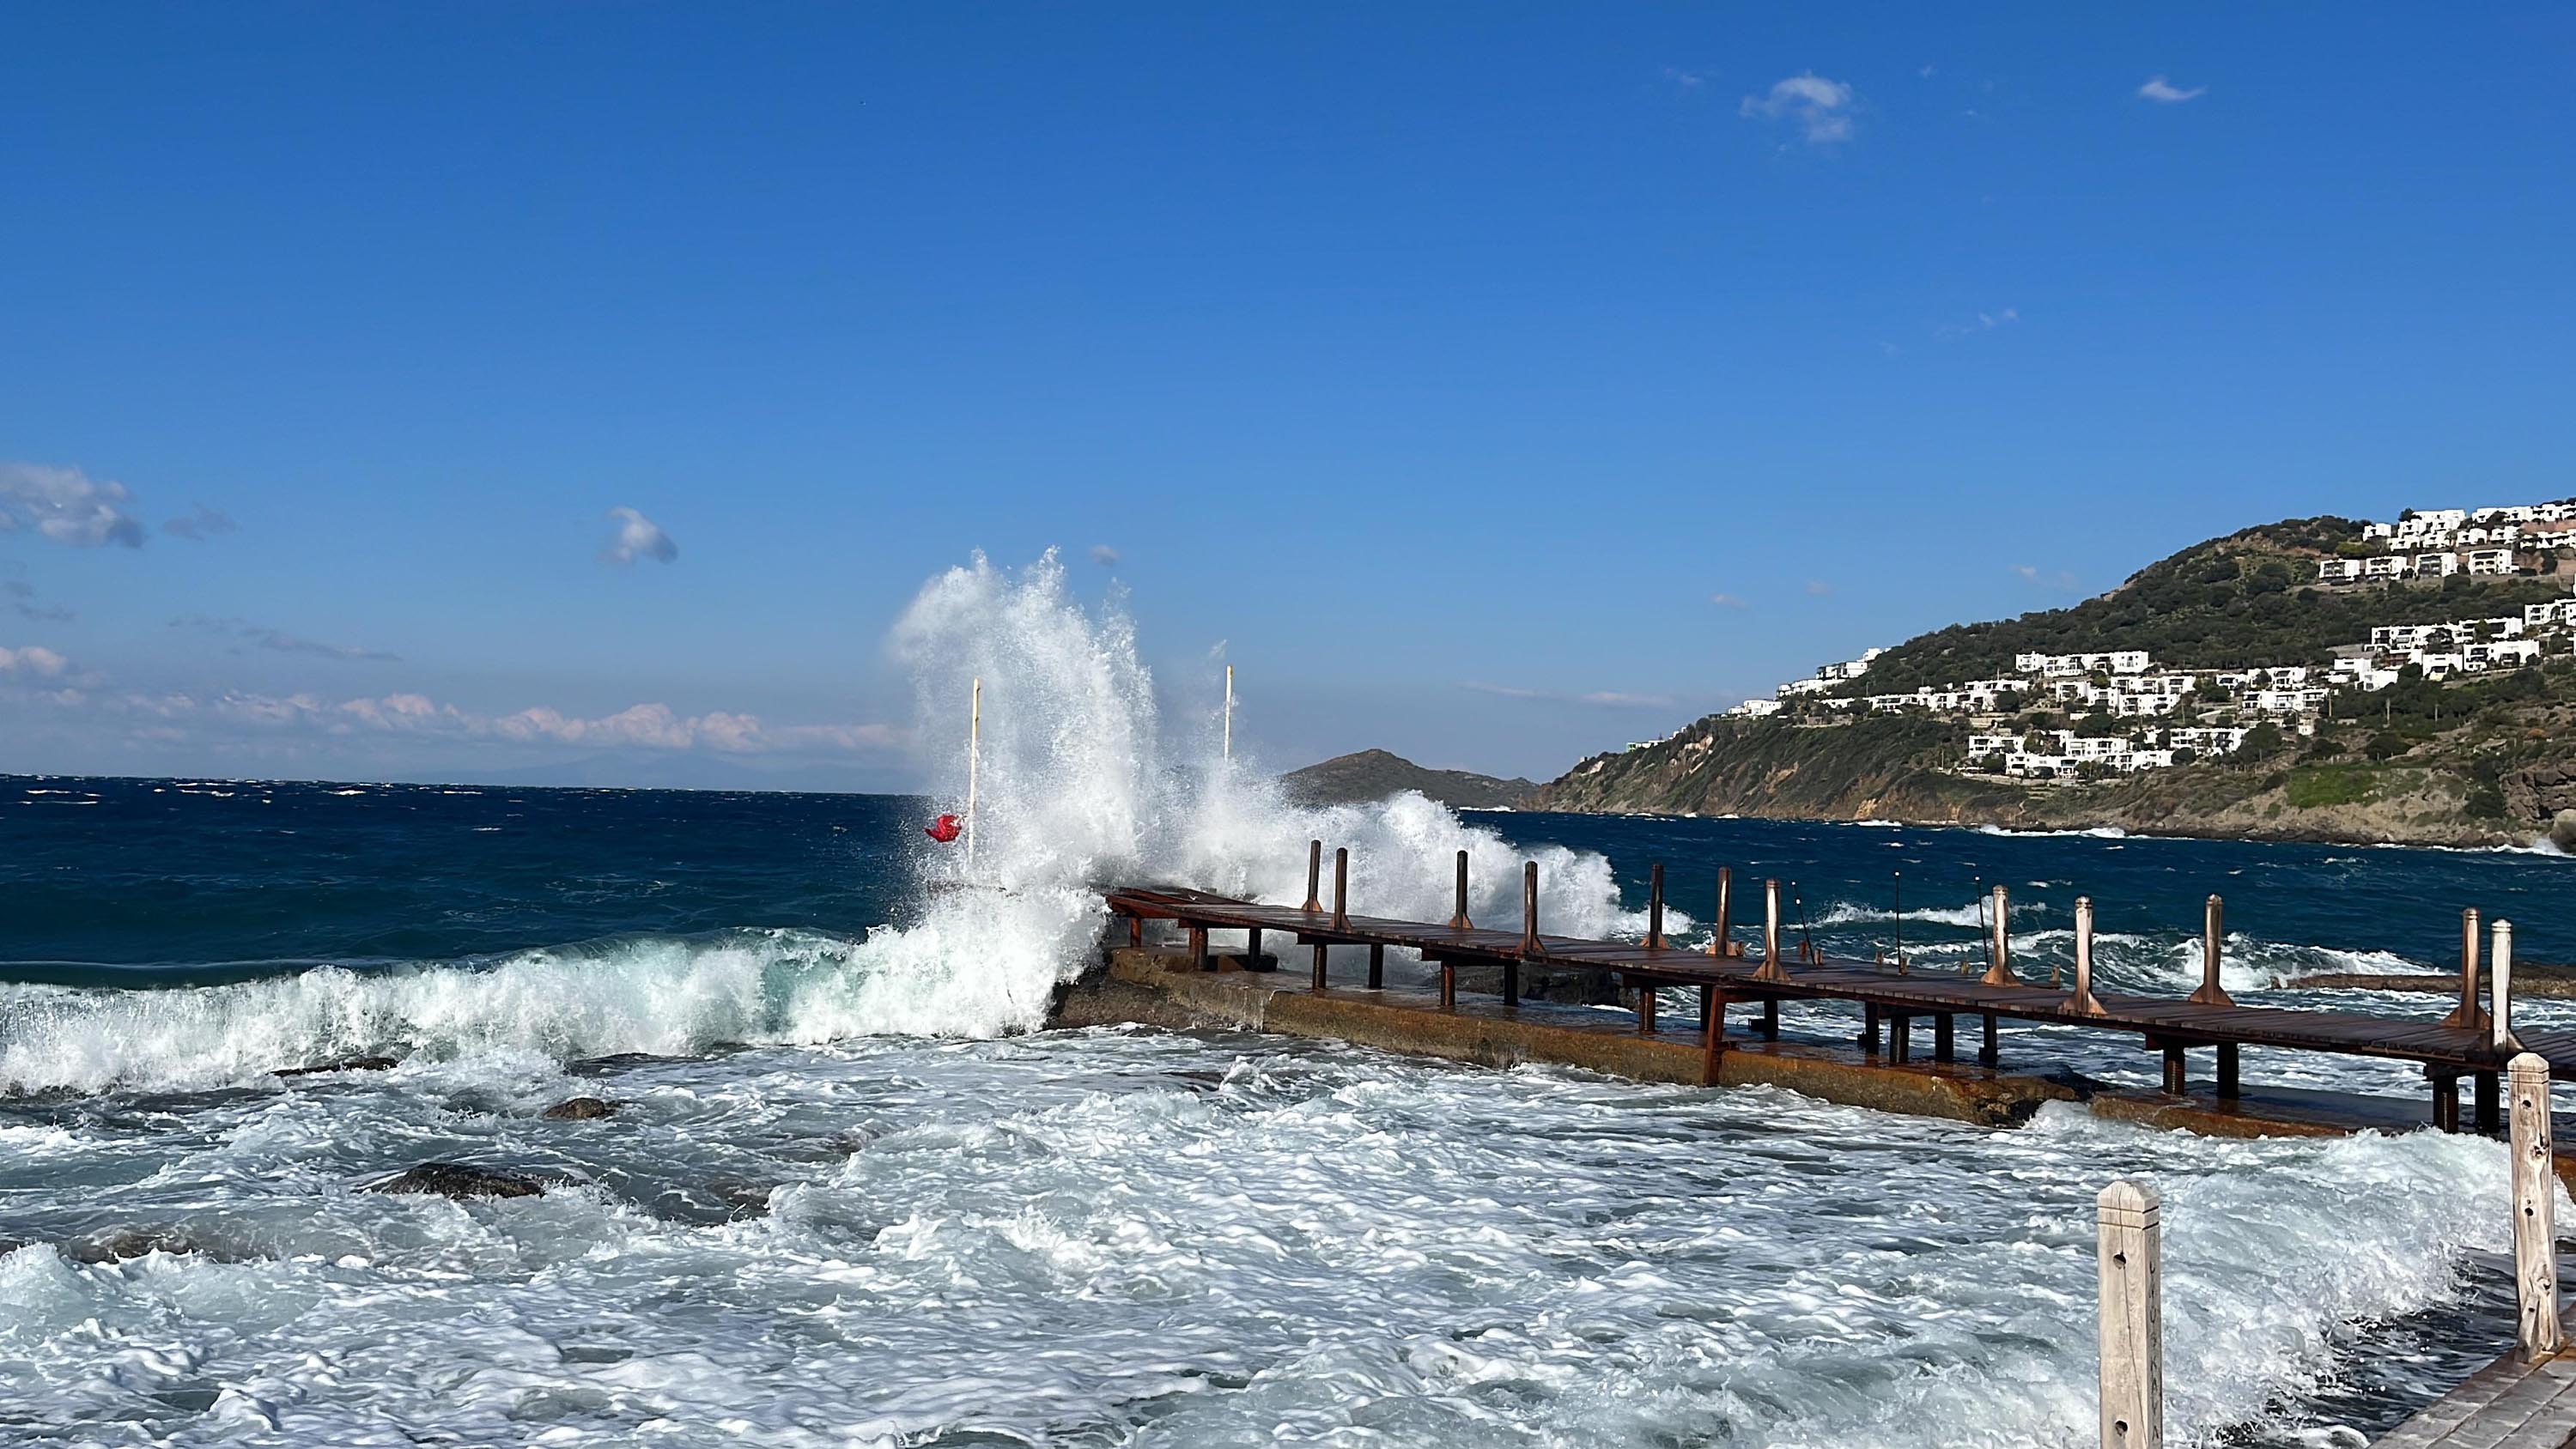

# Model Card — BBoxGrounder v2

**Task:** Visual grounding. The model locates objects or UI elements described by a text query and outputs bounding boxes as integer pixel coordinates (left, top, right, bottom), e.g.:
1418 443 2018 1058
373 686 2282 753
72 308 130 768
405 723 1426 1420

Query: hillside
1282 750 1540 809
1534 515 2576 847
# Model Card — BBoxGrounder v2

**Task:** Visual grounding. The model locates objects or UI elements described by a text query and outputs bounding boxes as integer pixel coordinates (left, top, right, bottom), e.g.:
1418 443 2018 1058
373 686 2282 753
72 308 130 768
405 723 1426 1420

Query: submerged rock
541 1096 617 1120
2552 808 2576 854
367 1163 545 1200
61 1228 246 1264
274 1055 399 1078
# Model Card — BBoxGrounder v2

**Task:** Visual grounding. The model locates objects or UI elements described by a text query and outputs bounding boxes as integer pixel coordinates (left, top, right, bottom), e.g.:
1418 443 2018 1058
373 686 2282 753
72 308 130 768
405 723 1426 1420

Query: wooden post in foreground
1303 840 1322 913
2098 1179 2164 1449
2494 919 2522 1057
2509 1052 2562 1361
1707 867 1735 958
1981 884 2019 986
1448 850 1473 931
2188 894 2234 1008
1331 847 1350 931
1520 861 1540 955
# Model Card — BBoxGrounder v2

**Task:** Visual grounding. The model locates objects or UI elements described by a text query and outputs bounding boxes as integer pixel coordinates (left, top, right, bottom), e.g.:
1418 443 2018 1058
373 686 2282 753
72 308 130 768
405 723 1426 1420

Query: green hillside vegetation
1533 512 2576 846
1844 518 2572 695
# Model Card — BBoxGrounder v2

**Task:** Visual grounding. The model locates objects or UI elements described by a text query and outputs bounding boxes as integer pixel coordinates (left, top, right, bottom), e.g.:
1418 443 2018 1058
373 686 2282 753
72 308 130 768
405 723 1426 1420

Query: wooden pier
1107 846 2573 1133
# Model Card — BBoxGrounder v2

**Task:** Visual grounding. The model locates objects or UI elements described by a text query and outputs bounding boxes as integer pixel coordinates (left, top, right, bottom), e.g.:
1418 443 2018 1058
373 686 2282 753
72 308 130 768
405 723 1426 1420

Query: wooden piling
2431 1069 2460 1132
2492 917 2521 1055
1331 847 1350 931
2097 1179 2164 1449
1708 867 1735 958
1760 997 1779 1040
1189 924 1210 972
1367 943 1384 990
1981 885 2019 987
1449 851 1473 931
2510 1052 2562 1361
1933 1014 1955 1062
1699 990 1728 1084
2068 896 2111 1016
1980 1012 2000 1069
1637 984 1658 1034
2160 1042 2186 1095
2443 906 2488 1030
1311 940 1327 991
2187 895 2233 1008
1303 840 1322 913
1438 959 1456 1010
1753 878 1790 984
1247 927 1261 971
2215 1044 2239 1100
1889 1011 1912 1064
1646 863 1667 950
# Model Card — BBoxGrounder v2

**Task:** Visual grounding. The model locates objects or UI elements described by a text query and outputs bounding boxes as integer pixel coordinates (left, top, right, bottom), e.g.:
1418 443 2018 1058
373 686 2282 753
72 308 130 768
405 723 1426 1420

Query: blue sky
3 5 2573 789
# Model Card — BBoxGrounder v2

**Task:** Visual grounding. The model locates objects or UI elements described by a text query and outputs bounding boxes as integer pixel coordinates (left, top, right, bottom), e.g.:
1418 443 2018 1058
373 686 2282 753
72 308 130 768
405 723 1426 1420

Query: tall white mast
1223 664 1234 763
966 677 981 870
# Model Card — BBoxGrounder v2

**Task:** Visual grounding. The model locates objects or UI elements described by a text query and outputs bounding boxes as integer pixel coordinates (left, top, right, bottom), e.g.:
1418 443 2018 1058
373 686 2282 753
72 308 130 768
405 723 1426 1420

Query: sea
4 555 2573 1448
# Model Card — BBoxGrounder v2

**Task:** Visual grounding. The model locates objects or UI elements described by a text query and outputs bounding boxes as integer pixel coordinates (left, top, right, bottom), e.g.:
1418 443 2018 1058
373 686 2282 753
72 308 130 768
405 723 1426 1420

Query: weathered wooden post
1448 850 1473 931
2068 896 2111 1016
1753 878 1790 984
2442 906 2488 1030
1981 884 2019 986
1892 869 1905 973
1646 863 1667 950
1506 861 1535 1007
2187 894 2233 1007
1331 847 1350 931
1367 943 1384 990
2494 918 2522 1057
1303 840 1322 913
1707 867 1735 958
2098 1179 2164 1449
2510 1051 2562 1362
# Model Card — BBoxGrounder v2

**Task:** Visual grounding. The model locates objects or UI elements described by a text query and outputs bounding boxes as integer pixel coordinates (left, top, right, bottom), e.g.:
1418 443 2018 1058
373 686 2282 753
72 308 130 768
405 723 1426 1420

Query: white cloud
0 462 147 549
0 645 70 678
3 572 72 622
162 505 237 541
1805 579 1834 597
1089 544 1120 567
48 684 905 759
1741 73 1856 144
2138 76 2207 103
2014 565 2079 591
173 616 401 662
1710 592 1748 608
602 506 677 565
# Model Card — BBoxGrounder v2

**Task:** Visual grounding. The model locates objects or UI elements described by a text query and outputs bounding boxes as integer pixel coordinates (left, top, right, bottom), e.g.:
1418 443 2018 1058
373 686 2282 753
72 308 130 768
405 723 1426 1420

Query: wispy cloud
1805 579 1834 597
0 644 71 678
162 505 236 542
1460 682 1680 710
2138 76 2207 104
0 461 147 549
21 683 903 758
1741 72 1856 144
1710 592 1748 609
173 616 402 662
2 569 73 623
2014 564 2079 591
1089 544 1120 567
601 506 677 565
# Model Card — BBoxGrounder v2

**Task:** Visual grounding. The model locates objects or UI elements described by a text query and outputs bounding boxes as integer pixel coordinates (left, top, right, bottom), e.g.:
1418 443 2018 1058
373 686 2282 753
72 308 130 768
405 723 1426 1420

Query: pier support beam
1889 1012 1912 1064
1933 1014 1955 1063
1367 943 1384 990
1760 998 1780 1040
1980 1012 2001 1069
2160 1043 2185 1096
2098 1180 2164 1449
1189 925 1209 972
1637 984 1658 1034
1310 942 1327 991
1861 1003 1880 1055
1246 928 1261 972
2431 1070 2460 1133
1699 991 1729 1085
1438 959 1456 1011
2215 1044 2239 1100
1502 959 1520 1009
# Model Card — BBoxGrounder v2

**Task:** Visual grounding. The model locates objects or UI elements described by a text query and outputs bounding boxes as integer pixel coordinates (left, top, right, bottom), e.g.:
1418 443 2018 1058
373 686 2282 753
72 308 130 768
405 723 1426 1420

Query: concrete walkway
2377 1347 2576 1447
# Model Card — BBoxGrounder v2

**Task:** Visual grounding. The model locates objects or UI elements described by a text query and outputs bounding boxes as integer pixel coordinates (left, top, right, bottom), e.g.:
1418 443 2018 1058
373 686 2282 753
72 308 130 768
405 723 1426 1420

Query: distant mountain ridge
1281 749 1539 809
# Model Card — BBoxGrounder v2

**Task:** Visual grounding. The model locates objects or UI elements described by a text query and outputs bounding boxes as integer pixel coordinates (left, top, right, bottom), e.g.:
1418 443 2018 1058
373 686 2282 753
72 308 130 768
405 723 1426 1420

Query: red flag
925 813 963 844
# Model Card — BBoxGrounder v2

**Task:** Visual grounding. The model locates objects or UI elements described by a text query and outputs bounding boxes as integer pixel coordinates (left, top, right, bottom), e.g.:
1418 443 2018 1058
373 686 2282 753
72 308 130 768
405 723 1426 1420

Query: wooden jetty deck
1107 850 2576 1134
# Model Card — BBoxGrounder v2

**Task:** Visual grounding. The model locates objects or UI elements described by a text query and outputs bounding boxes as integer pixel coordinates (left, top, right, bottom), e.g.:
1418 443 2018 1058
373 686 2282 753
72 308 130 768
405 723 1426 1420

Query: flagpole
966 677 981 870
